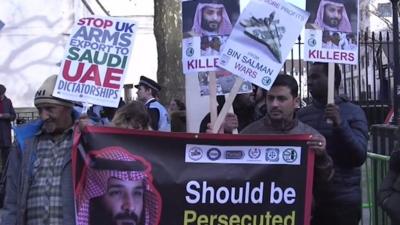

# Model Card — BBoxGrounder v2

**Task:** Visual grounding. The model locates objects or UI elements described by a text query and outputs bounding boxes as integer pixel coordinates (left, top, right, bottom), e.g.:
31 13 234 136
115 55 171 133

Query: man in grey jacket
241 74 334 183
2 75 76 225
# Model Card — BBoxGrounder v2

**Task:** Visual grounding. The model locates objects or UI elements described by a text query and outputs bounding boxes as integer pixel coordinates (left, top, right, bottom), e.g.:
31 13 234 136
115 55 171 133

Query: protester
167 99 186 132
87 98 125 125
0 84 16 167
170 111 187 132
168 99 185 114
313 0 352 32
240 74 334 182
199 95 238 133
111 101 152 130
297 62 368 225
2 75 78 225
135 76 170 132
76 146 162 225
378 148 400 224
232 85 266 131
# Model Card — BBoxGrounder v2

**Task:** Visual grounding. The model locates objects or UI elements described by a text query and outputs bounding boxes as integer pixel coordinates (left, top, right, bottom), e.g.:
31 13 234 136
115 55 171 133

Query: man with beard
75 146 161 225
188 3 232 37
2 75 78 225
240 74 334 189
313 0 352 33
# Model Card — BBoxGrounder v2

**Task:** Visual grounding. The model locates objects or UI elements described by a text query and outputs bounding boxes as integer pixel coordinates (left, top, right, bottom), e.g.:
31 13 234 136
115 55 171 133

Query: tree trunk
154 0 184 105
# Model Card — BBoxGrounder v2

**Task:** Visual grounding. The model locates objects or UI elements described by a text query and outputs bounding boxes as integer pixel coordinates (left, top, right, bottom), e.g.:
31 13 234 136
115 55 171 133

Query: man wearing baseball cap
2 75 78 225
135 76 170 132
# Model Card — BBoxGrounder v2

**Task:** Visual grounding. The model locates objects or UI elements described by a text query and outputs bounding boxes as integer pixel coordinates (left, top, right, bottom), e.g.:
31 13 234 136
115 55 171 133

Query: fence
14 108 38 125
363 152 391 225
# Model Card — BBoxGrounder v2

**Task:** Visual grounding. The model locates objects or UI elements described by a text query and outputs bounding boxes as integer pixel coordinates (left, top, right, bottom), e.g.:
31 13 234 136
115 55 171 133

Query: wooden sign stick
212 77 244 133
208 72 218 127
327 63 335 124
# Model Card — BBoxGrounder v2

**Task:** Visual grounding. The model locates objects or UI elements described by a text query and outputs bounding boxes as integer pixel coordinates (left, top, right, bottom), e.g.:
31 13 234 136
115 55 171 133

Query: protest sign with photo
181 0 240 74
73 126 315 225
54 17 137 107
304 0 359 64
197 71 252 96
217 0 309 90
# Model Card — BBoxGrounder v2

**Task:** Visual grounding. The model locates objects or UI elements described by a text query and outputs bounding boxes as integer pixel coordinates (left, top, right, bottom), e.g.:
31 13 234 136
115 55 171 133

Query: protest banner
304 0 359 65
182 0 245 133
181 0 240 74
217 0 309 90
53 17 137 107
73 126 315 225
304 0 359 107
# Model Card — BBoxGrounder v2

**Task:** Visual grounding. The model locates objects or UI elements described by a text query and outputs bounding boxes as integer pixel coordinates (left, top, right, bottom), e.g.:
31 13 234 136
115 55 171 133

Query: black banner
73 126 315 225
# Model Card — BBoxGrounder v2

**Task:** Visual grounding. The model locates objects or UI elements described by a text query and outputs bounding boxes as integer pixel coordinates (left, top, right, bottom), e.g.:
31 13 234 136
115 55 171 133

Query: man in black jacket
298 62 368 225
379 149 400 224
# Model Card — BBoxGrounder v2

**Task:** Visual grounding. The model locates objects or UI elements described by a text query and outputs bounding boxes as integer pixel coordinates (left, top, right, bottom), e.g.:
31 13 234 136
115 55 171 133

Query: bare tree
154 0 184 104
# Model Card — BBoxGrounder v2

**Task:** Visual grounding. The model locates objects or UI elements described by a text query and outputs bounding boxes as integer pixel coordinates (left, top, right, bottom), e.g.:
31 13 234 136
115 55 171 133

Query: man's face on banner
323 3 343 28
201 6 223 32
101 177 145 225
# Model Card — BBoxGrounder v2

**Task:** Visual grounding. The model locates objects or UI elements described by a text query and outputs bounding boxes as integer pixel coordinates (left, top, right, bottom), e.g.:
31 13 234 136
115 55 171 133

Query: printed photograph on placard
217 0 309 90
304 0 358 64
239 10 285 63
181 0 240 74
182 0 239 38
197 71 252 96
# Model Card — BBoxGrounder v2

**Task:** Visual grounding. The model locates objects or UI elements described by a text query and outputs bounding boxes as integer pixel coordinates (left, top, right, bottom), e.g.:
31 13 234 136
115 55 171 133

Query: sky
241 0 304 9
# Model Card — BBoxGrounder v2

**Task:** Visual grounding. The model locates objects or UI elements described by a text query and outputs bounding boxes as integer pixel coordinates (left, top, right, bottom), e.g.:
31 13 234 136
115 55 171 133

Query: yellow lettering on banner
241 215 251 225
183 210 296 225
198 215 208 225
272 214 283 225
184 210 197 225
284 211 295 225
210 214 218 225
230 215 240 225
218 215 229 225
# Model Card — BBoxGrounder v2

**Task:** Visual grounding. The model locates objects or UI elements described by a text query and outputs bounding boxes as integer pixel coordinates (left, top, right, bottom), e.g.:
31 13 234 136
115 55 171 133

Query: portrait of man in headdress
312 0 352 32
183 1 235 38
191 3 232 36
76 146 162 225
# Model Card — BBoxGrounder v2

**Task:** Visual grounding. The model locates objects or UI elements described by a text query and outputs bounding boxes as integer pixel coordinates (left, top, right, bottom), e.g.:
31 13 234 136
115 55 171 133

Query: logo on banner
308 38 316 47
283 148 297 163
266 148 279 162
207 148 222 161
308 36 317 47
262 76 272 86
248 148 262 159
225 150 244 159
186 47 194 57
220 54 229 66
188 147 203 161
